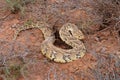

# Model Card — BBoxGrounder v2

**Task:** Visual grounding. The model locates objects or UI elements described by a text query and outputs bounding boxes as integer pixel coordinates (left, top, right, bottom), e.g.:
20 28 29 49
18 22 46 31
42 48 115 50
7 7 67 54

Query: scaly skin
14 22 86 63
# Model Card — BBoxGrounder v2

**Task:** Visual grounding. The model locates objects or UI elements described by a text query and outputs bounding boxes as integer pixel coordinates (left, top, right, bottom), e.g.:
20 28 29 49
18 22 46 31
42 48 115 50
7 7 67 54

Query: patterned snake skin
14 22 86 63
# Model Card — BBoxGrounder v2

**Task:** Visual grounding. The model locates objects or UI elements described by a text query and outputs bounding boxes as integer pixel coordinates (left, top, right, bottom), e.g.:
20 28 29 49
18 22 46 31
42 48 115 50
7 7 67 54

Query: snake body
14 22 86 63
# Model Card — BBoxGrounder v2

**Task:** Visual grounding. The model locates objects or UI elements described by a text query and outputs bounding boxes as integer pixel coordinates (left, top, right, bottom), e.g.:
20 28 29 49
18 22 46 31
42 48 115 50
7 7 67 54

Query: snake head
65 23 85 40
73 30 85 40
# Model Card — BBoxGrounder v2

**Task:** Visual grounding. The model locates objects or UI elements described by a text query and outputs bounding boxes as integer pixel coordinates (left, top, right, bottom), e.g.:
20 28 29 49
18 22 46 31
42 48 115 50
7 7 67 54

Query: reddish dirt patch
0 0 120 80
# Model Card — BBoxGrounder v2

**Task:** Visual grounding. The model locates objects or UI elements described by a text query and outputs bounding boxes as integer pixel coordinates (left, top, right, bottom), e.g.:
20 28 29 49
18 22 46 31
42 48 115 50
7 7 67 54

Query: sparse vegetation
0 0 120 80
5 0 35 14
0 57 24 80
92 0 120 27
2 65 22 80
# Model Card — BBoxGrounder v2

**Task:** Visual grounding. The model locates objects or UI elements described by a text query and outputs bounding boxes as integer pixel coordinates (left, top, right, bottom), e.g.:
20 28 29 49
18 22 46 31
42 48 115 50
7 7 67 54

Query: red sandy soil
0 0 120 80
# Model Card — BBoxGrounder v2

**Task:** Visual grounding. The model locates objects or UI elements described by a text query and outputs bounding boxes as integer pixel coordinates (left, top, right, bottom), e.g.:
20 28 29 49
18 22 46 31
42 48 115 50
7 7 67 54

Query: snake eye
75 30 84 39
79 35 84 39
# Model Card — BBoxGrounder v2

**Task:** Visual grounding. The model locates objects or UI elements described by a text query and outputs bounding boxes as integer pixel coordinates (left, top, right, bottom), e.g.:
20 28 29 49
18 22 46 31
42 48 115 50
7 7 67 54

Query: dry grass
91 0 120 27
5 0 35 14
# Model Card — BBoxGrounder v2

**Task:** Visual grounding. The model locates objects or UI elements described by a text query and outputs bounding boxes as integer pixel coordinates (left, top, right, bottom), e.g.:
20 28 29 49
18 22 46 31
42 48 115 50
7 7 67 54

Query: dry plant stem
0 13 11 21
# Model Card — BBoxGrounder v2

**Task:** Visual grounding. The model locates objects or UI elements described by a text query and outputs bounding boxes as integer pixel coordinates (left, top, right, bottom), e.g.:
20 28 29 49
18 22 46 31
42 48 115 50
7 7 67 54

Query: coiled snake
14 22 86 63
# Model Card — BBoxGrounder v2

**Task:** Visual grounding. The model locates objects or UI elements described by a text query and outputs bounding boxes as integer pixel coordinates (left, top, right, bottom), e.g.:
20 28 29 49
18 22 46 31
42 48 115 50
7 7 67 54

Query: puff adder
13 22 86 63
